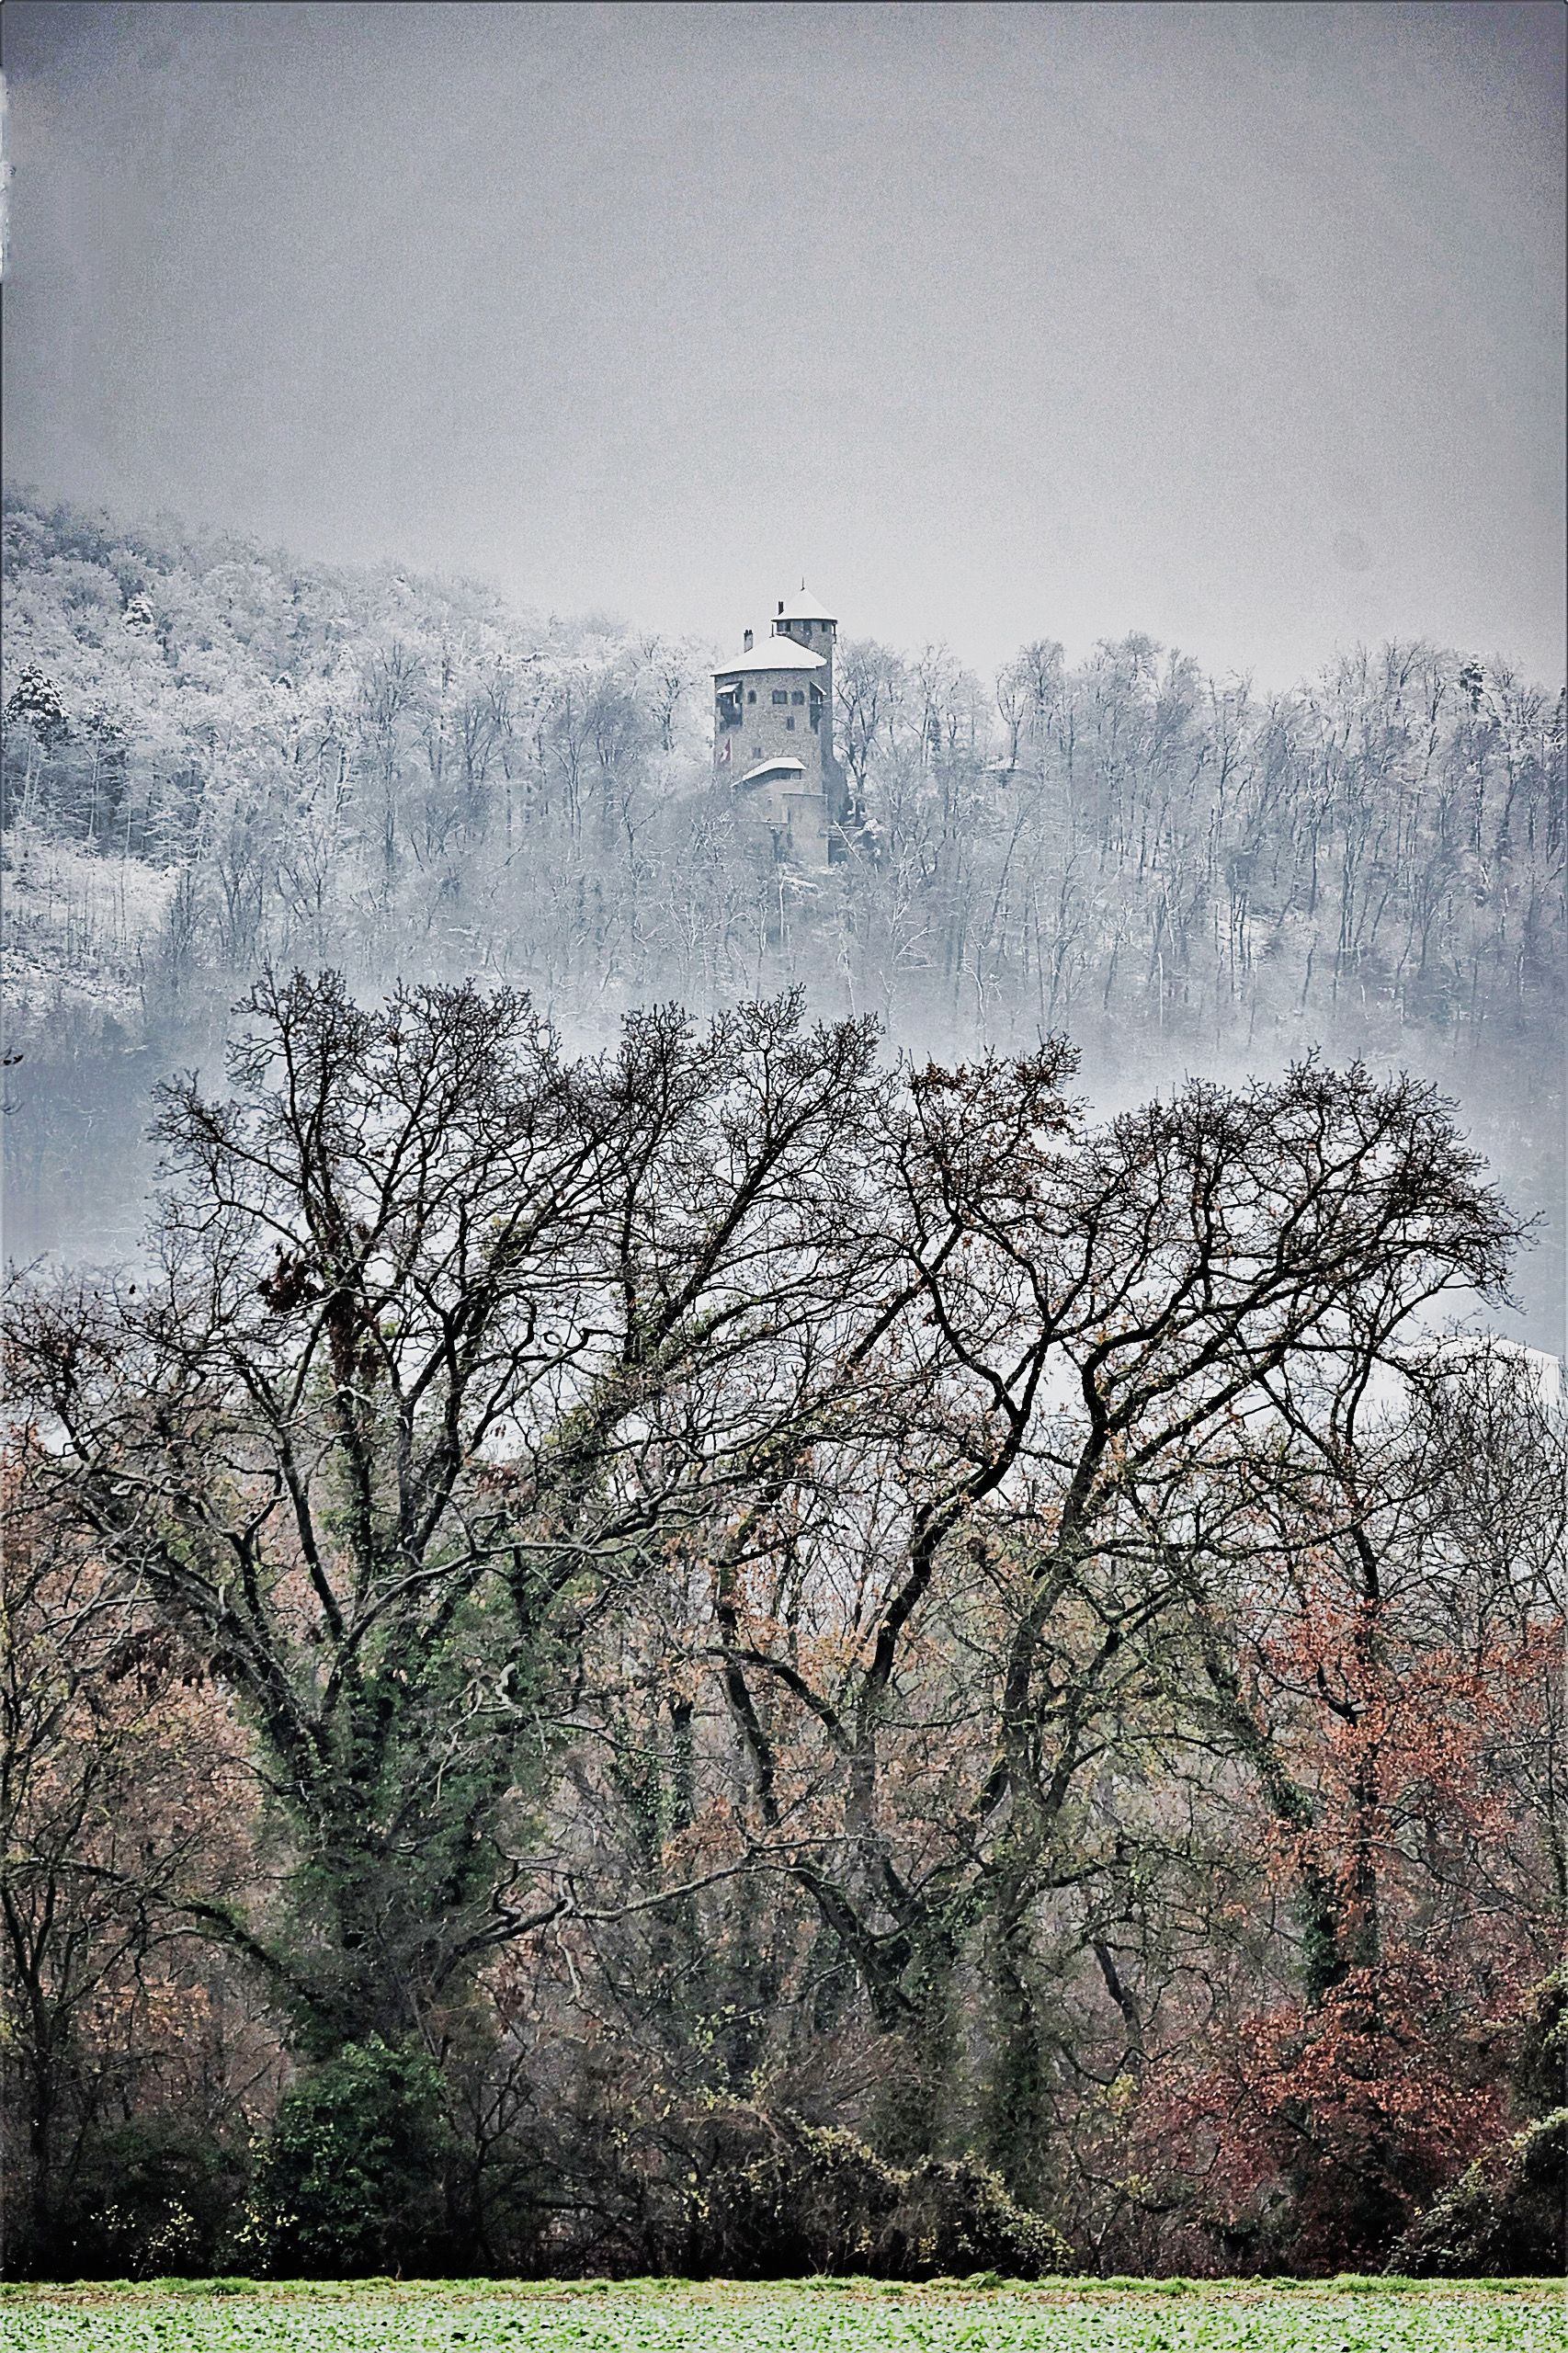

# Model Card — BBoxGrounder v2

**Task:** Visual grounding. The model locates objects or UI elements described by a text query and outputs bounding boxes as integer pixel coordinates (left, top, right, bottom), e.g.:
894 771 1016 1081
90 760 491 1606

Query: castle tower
771 589 835 712
713 588 840 866
771 589 845 821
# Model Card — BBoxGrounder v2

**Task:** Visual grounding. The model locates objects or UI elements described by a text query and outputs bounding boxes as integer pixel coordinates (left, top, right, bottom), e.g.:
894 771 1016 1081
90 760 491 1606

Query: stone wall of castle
716 670 828 790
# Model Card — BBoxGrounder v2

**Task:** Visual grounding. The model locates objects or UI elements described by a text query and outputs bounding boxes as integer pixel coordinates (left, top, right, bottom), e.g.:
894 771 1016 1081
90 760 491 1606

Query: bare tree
5 975 896 2052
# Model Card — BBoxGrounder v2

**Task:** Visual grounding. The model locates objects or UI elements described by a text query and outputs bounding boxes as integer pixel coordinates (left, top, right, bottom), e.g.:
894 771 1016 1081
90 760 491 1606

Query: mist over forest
2 491 1562 1343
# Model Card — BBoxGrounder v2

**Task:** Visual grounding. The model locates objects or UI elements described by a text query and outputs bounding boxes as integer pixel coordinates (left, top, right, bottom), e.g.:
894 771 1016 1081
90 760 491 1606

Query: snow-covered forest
2 492 1562 1332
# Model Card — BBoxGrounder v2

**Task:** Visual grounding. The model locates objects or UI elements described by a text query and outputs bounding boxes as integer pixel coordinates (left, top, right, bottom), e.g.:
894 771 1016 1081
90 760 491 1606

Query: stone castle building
713 588 849 866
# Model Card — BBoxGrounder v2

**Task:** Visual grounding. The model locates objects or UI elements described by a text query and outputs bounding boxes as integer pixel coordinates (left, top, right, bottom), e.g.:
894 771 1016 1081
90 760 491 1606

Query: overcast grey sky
3 0 1562 682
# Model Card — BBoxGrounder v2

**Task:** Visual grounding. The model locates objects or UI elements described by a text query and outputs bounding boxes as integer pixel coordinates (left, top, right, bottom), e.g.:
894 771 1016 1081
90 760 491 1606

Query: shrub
675 2104 1068 2279
62 2118 243 2279
889 2153 1070 2279
244 2036 454 2276
1389 2110 1568 2277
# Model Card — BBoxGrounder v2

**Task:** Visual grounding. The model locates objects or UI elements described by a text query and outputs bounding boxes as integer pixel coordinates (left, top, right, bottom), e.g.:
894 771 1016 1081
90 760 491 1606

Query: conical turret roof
776 588 836 623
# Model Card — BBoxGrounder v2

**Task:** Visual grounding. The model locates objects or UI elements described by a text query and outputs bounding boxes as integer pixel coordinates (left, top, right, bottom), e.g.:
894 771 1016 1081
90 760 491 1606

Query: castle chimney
744 628 753 652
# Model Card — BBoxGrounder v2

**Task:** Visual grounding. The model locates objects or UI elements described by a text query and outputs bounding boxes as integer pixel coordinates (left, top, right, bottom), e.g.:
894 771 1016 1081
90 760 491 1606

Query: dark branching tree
3 970 1536 2275
665 1053 1523 2136
6 972 896 2053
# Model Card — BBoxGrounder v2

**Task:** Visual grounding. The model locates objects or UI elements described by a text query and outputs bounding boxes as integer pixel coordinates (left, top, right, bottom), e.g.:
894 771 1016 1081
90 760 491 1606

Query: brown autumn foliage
1 974 1562 2279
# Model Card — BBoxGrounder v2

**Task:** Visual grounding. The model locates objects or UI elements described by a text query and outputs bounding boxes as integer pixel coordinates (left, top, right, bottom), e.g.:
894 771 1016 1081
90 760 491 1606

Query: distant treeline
2 492 1561 1051
3 491 1562 1302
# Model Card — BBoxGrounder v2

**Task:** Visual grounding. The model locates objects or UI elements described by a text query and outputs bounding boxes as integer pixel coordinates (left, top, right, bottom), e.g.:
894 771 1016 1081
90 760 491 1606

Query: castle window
771 689 788 705
790 690 804 705
786 716 796 730
747 689 756 704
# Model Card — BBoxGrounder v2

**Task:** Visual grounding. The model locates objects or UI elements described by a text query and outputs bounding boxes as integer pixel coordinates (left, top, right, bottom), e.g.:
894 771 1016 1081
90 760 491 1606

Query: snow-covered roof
739 757 806 787
776 588 836 623
714 636 825 676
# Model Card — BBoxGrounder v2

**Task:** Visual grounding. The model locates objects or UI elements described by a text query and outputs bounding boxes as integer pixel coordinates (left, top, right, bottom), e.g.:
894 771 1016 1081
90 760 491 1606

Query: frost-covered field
2 2279 1561 2351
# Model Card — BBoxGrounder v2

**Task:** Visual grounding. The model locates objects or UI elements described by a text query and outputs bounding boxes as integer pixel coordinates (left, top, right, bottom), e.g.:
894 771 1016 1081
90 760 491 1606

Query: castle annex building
713 589 850 866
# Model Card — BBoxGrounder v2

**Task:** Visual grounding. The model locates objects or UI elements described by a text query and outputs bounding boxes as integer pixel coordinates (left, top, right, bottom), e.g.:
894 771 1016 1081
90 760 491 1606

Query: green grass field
0 2278 1561 2351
